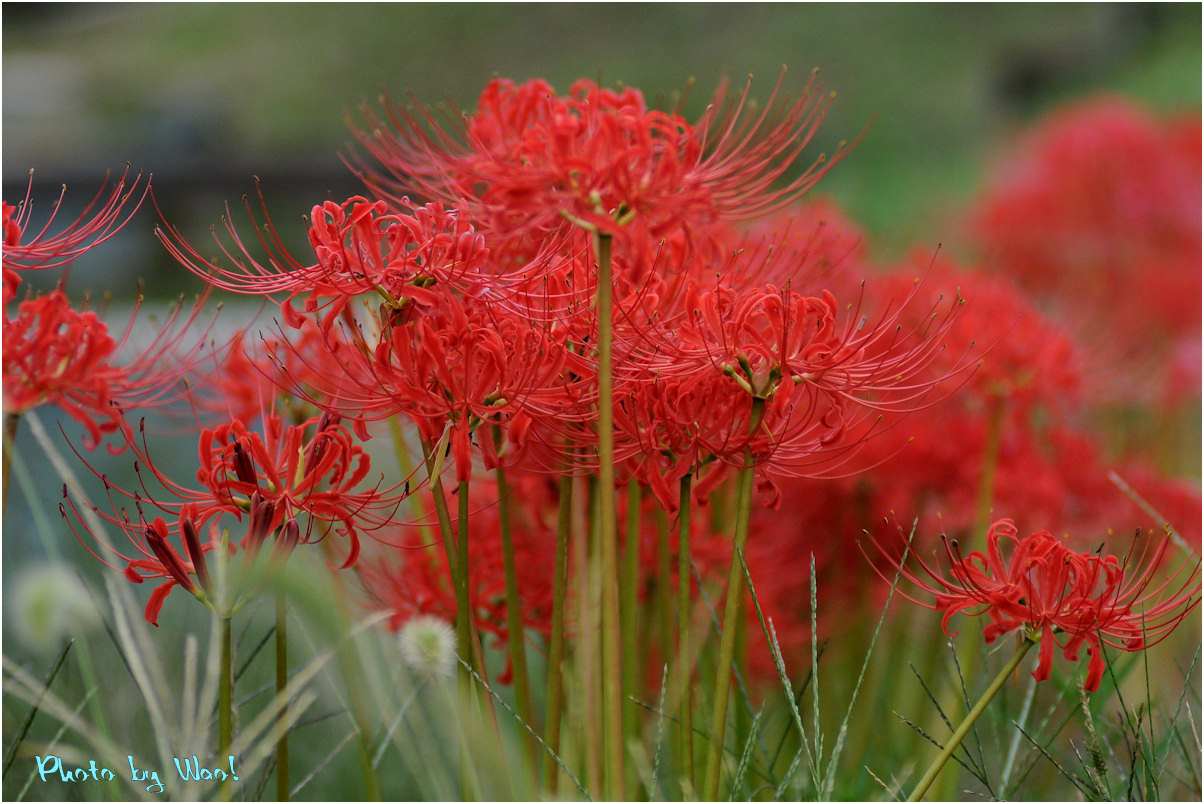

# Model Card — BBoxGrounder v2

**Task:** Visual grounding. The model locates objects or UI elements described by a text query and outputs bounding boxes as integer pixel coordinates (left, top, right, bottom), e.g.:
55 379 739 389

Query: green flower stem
419 437 479 682
584 476 605 793
907 635 1037 802
218 613 233 802
655 506 673 681
300 527 382 800
703 398 764 800
388 416 432 532
621 478 642 750
275 588 290 801
541 471 574 792
456 479 480 686
677 472 695 791
358 730 381 802
421 437 460 583
493 436 536 780
594 230 626 798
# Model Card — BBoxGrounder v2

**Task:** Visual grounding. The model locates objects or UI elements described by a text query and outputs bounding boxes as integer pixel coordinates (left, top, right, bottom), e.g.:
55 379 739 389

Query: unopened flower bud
272 517 301 563
230 439 257 486
180 514 212 595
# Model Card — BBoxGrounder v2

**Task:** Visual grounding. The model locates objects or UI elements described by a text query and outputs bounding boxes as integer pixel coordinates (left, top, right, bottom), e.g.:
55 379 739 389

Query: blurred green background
3 2 1201 296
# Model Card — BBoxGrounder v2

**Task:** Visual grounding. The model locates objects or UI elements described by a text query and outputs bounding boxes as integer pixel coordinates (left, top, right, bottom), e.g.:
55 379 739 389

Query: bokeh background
4 2 1201 297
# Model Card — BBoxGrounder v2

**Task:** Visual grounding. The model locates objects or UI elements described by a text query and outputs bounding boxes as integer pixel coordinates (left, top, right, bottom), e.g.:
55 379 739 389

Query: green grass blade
2 638 73 780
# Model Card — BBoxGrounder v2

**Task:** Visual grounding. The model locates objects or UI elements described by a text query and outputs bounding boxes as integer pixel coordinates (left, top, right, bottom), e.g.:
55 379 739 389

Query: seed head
398 614 457 681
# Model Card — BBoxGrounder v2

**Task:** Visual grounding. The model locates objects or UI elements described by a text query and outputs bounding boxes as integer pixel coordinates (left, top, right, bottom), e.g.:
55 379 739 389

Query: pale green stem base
621 478 643 756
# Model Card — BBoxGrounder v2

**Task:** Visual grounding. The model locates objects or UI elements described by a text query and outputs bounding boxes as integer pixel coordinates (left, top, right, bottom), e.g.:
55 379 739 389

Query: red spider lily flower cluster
711 187 1199 684
60 410 404 623
3 170 210 450
868 519 1201 692
143 70 978 688
162 71 962 503
34 70 1197 717
349 68 857 259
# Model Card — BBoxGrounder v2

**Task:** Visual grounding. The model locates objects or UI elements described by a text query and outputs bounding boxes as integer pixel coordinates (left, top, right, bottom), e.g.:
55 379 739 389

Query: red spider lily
734 196 870 293
327 282 577 482
2 166 149 280
820 252 1198 549
190 413 394 567
68 412 401 575
348 68 856 258
3 288 210 449
4 290 118 444
973 96 1199 310
156 189 555 339
61 491 300 626
621 275 965 494
867 518 1201 691
60 499 209 626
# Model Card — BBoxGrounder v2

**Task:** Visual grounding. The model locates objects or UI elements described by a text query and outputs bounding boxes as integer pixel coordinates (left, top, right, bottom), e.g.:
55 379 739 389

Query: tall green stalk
677 472 695 792
583 476 604 792
594 230 625 798
541 471 574 792
703 398 764 800
492 433 535 778
458 479 473 654
621 478 643 752
419 437 484 680
908 636 1037 801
